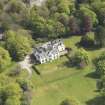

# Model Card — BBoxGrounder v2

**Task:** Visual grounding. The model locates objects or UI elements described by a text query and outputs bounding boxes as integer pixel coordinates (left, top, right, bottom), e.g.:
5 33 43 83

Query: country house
33 39 67 64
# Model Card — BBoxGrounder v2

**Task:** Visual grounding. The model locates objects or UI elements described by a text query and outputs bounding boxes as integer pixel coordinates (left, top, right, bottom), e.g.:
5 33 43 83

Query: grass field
31 36 103 105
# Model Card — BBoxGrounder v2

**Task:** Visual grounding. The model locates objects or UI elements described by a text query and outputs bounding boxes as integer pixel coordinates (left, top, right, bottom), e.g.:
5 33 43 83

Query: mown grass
31 69 97 105
31 36 103 105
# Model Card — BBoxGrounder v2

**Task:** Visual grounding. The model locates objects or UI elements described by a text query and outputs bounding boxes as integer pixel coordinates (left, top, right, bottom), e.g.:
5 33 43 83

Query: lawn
31 36 103 105
31 69 97 105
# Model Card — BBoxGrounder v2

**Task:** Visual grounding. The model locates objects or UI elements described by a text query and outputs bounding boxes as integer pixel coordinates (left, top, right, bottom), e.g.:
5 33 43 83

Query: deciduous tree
0 47 11 71
5 30 32 61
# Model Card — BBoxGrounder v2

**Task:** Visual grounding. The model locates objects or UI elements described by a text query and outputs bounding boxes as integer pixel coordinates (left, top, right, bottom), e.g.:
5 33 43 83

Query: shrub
80 32 94 48
94 52 105 77
95 60 105 77
16 79 32 92
8 65 21 77
60 97 80 105
71 48 90 68
0 46 11 71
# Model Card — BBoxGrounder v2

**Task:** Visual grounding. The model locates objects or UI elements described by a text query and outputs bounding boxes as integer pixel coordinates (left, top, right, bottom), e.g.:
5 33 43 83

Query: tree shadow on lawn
75 42 101 51
64 61 100 79
64 54 85 69
32 65 41 75
86 96 105 105
63 60 73 68
63 60 82 70
85 71 99 79
64 54 77 68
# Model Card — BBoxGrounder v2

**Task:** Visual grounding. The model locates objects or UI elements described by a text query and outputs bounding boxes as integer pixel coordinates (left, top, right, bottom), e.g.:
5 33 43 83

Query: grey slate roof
34 39 64 59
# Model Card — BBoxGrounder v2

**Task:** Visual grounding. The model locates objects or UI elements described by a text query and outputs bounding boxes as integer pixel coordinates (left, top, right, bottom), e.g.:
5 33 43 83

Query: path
31 0 46 6
18 55 33 76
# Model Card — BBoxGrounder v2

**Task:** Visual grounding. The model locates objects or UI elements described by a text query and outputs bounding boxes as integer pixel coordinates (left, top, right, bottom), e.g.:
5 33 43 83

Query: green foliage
0 67 32 105
17 79 32 92
7 0 25 14
94 52 105 77
29 6 66 38
69 16 80 34
95 26 105 47
0 0 104 41
5 96 21 105
0 72 32 105
3 83 22 98
91 1 105 25
57 0 71 14
79 6 98 25
72 48 90 68
91 1 105 14
0 46 11 71
46 20 66 38
8 65 21 77
0 0 27 31
57 13 69 26
5 30 32 61
0 74 12 86
95 60 105 77
1 1 105 105
60 97 80 105
96 76 105 98
46 0 74 14
0 82 22 105
97 8 105 26
80 32 95 47
29 10 46 36
100 77 105 96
